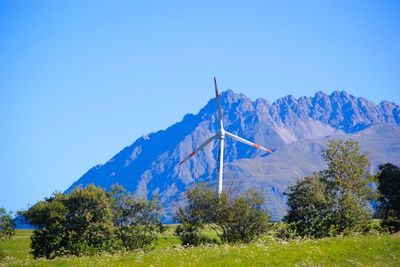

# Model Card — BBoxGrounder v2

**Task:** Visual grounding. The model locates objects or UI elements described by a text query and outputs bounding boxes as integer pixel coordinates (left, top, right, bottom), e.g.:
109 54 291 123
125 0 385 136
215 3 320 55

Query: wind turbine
178 78 273 196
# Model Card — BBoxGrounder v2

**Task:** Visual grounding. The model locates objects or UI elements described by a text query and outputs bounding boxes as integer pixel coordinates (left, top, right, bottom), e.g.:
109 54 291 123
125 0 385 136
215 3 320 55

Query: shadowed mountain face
67 90 400 221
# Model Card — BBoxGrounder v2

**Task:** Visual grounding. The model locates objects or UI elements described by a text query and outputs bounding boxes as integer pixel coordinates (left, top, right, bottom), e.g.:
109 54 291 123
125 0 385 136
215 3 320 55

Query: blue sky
1 0 399 212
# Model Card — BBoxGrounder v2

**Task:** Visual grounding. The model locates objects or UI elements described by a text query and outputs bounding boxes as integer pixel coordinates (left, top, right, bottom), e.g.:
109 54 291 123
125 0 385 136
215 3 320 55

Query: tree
63 185 115 256
217 189 270 243
0 207 15 240
322 139 375 234
108 184 162 250
284 139 375 238
175 183 219 246
25 184 162 259
284 173 333 238
25 185 115 258
377 163 400 233
175 183 270 245
24 193 69 258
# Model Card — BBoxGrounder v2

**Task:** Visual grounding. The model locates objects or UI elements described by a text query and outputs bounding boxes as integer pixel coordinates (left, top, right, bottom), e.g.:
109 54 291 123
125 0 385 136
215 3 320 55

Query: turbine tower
179 78 273 196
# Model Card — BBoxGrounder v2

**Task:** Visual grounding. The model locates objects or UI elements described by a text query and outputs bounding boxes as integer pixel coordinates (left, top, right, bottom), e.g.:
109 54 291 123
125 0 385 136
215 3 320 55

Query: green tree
25 185 115 258
0 207 15 240
64 185 115 256
175 183 219 246
322 139 375 234
284 173 333 238
217 189 270 243
108 184 161 250
284 139 375 238
24 193 68 258
377 163 400 233
175 183 270 245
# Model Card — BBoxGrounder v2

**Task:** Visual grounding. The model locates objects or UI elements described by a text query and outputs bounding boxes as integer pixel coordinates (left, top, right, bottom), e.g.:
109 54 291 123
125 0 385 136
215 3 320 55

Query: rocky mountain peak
67 89 400 222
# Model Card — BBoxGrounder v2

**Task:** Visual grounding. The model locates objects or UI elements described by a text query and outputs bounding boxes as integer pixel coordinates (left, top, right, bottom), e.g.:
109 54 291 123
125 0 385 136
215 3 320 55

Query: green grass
1 229 399 266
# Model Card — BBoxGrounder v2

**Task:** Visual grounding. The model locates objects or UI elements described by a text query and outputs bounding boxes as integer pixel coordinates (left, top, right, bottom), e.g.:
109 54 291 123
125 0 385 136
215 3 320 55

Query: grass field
1 228 399 266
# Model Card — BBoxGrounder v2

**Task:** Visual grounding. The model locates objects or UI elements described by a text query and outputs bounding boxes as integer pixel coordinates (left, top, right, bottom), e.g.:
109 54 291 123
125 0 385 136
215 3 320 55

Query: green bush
65 185 115 256
0 207 15 241
218 189 270 244
175 183 270 245
109 185 161 251
174 183 219 246
25 186 114 258
284 174 333 238
284 140 376 239
380 210 400 233
174 223 215 246
358 219 382 235
273 223 298 240
25 184 162 259
377 163 400 233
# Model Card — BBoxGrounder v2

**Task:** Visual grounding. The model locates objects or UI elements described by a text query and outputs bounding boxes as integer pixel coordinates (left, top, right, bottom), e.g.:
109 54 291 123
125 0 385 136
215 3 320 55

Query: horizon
1 1 399 213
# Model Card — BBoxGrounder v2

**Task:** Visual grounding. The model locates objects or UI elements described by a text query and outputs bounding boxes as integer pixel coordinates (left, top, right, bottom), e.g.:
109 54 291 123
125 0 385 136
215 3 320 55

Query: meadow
1 228 399 266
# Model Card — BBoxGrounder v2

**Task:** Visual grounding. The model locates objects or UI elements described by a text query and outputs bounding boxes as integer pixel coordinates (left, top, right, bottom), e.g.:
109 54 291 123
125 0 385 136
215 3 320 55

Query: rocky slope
67 90 400 221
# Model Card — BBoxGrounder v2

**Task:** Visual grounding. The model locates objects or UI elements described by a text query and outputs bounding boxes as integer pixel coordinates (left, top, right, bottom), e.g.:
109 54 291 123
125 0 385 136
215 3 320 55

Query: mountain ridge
67 89 400 221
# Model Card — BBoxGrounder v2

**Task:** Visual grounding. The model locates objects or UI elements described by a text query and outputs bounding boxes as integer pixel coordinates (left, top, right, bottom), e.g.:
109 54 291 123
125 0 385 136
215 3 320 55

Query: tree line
0 139 399 259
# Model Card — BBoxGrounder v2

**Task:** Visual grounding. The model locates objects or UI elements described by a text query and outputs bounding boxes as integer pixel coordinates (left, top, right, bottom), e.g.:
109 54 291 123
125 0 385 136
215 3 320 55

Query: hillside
67 90 400 221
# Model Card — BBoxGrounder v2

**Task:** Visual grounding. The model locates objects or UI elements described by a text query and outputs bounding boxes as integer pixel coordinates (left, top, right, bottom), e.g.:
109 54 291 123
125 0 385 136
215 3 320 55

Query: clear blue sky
1 0 399 212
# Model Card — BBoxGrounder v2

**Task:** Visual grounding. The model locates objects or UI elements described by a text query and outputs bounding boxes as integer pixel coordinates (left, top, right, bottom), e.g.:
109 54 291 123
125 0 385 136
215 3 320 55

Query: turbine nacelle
218 129 225 139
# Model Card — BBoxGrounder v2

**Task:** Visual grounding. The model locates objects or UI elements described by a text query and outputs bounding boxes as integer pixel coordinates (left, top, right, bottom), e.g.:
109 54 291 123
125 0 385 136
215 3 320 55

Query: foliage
284 139 376 238
217 189 270 243
64 185 115 256
174 183 220 246
108 184 162 250
284 174 333 238
359 219 382 234
322 139 375 234
24 184 162 259
377 163 400 233
25 186 115 258
175 183 270 245
273 222 298 240
0 207 15 240
24 193 69 258
174 223 214 246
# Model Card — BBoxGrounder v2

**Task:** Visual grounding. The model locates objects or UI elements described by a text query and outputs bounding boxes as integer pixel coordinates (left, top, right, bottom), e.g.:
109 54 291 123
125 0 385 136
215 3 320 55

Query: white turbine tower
179 78 273 196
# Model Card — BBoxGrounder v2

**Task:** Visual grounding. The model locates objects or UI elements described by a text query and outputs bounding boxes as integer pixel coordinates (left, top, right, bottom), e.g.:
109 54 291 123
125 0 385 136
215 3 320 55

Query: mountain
67 90 400 221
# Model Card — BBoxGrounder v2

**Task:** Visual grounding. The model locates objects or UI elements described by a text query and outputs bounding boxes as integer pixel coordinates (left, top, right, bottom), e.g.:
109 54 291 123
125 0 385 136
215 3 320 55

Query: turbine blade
178 134 218 166
225 131 273 153
214 77 223 128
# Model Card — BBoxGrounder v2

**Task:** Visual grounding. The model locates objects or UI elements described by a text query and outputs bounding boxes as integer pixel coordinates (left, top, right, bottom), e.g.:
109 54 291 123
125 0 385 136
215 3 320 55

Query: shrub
273 223 298 240
25 186 115 258
358 219 382 235
64 185 115 256
25 184 163 258
174 183 219 246
0 208 15 240
218 189 270 243
174 223 214 246
284 140 376 239
284 174 333 238
108 185 161 251
377 163 400 233
25 195 69 258
175 183 270 245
